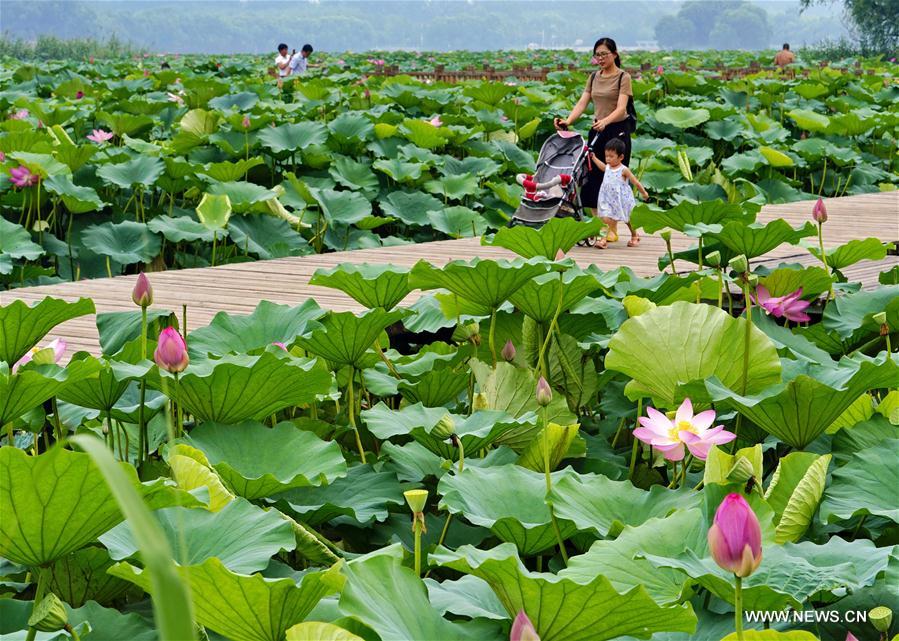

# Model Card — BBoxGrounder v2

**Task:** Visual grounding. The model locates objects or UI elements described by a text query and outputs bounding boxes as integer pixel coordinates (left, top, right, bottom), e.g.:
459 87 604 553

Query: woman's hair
593 37 621 68
605 138 626 156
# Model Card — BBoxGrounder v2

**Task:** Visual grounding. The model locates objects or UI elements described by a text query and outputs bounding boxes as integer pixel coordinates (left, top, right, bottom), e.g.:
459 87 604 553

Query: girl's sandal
606 231 619 243
627 237 640 247
595 238 608 250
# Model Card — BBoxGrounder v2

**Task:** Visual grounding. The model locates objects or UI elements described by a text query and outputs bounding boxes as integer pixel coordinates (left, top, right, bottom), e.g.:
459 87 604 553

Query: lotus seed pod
432 413 456 440
869 606 892 633
728 255 749 274
873 312 887 325
705 251 722 268
660 230 672 242
403 489 428 513
28 594 68 632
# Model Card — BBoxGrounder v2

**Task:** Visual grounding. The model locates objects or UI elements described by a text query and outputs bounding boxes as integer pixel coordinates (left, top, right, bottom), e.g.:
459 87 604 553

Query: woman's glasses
593 51 612 59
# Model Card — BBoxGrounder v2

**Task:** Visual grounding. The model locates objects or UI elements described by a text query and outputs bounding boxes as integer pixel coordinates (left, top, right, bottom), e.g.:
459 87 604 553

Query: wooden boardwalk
3 192 897 357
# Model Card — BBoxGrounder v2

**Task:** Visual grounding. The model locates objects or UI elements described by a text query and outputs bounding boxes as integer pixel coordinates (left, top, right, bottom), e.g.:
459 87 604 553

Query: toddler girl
590 138 648 248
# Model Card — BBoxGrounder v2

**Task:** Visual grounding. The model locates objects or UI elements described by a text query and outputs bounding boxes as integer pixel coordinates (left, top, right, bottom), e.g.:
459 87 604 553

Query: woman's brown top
585 70 633 122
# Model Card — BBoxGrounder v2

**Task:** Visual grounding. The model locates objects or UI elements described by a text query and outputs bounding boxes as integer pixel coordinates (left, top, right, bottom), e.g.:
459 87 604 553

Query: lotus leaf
0 297 94 365
297 308 406 367
310 263 411 310
764 452 831 543
820 439 899 525
81 221 161 266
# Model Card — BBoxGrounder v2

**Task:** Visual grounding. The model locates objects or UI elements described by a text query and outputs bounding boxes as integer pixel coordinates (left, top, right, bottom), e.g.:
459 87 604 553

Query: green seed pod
705 251 722 268
404 489 428 513
869 606 892 633
728 254 749 274
28 594 68 632
432 413 456 440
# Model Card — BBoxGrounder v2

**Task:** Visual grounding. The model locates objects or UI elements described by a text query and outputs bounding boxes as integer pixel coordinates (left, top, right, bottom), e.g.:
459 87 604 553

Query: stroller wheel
577 236 598 247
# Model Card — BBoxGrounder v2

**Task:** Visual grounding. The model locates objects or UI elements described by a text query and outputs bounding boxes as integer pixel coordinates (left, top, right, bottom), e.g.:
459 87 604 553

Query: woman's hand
553 117 569 131
591 119 606 131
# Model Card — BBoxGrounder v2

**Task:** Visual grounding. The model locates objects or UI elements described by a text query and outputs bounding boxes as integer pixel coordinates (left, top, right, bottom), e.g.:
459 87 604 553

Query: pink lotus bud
429 115 443 127
535 376 552 407
510 611 540 641
241 114 251 129
154 327 189 373
555 249 565 260
89 56 94 64
844 634 858 641
0 151 5 162
708 493 763 578
657 65 664 74
812 197 827 223
132 272 153 307
501 340 516 362
272 341 288 351
75 91 84 99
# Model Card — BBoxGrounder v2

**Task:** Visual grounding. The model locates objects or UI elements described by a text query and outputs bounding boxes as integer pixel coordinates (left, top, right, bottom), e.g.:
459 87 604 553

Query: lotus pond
0 52 896 286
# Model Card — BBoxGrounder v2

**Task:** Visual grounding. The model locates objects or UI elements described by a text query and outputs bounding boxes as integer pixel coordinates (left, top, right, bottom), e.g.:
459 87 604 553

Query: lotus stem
817 223 835 301
697 237 704 272
628 398 643 480
610 416 626 448
488 308 498 366
105 256 112 278
211 231 217 267
138 306 148 465
451 434 465 472
173 373 183 439
374 343 400 378
541 406 551 492
347 366 366 463
24 568 48 641
818 157 827 196
734 575 744 641
411 512 425 576
717 269 724 309
851 514 867 540
536 273 565 380
435 513 453 551
51 397 63 443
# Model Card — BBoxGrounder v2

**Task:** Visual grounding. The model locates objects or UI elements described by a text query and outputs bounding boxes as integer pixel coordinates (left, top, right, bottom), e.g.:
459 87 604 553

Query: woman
554 37 634 246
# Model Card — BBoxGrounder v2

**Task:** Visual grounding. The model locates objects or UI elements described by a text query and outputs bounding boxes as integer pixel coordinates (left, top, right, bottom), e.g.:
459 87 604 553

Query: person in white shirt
274 43 294 87
289 44 314 76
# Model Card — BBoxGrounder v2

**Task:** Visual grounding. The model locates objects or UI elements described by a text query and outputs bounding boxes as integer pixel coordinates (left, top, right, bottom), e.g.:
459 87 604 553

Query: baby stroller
510 130 596 244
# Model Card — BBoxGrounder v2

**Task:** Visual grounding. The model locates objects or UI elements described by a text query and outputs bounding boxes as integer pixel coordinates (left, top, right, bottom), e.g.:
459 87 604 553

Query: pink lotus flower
635 398 735 461
241 114 251 129
429 115 443 127
9 109 28 120
708 493 763 577
510 611 540 641
845 634 858 641
0 151 5 162
753 286 811 323
75 91 84 99
812 197 827 223
167 92 185 105
143 69 150 77
364 88 371 99
9 165 38 188
535 376 552 407
89 56 94 64
154 327 189 373
272 341 288 351
132 272 153 307
13 338 66 373
657 65 664 74
337 59 346 65
87 129 114 144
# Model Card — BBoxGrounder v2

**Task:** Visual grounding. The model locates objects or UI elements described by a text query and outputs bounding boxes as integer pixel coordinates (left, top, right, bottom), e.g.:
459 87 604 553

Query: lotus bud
510 610 541 641
535 376 552 407
705 251 722 268
272 341 289 351
728 254 749 275
132 272 153 307
472 392 489 411
554 249 565 261
869 606 892 633
812 197 827 223
241 114 251 129
727 457 756 484
501 340 516 362
404 489 428 514
845 633 858 641
707 493 763 578
432 413 456 440
154 327 189 373
28 594 68 632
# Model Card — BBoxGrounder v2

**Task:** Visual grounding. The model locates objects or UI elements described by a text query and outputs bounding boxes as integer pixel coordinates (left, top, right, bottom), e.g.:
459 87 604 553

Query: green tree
800 0 898 53
711 4 771 49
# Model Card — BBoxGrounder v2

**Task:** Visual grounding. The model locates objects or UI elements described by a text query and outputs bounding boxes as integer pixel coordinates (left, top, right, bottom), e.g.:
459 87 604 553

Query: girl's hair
605 138 626 156
593 37 621 68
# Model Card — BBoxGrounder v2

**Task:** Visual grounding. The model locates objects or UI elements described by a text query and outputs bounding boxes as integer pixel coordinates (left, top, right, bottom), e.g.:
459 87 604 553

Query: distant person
289 44 315 76
774 44 795 67
553 37 634 222
275 43 295 87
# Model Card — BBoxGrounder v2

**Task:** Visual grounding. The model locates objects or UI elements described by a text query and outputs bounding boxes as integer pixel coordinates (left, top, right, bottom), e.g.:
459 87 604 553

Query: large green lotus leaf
0 297 94 365
822 285 899 340
482 217 604 259
654 106 710 129
437 464 577 555
645 534 896 612
258 121 329 154
509 270 602 324
0 446 193 567
328 156 379 195
372 158 424 183
605 302 782 407
100 498 295 574
297 308 406 367
161 352 332 424
10 151 72 179
43 174 106 213
329 112 374 144
397 367 470 407
750 312 833 365
96 155 164 188
713 219 816 259
433 543 697 641
400 119 447 150
470 360 577 450
228 215 310 260
110 557 343 641
338 548 473 641
820 439 899 525
409 257 551 310
67 600 156 641
425 575 508 621
561 509 705 606
379 191 441 225
516 422 581 473
313 189 372 225
630 200 752 234
185 421 347 499
200 158 266 183
0 359 102 425
0 219 42 271
549 472 701 538
362 403 536 461
187 299 324 357
427 206 488 238
758 146 794 168
287 622 364 641
764 452 831 543
787 108 831 132
758 265 832 299
56 352 146 413
47 546 130 607
708 353 899 448
808 237 891 271
180 108 220 137
195 193 232 230
309 264 411 310
463 82 516 106
81 221 161 266
277 465 406 526
206 181 279 213
423 173 480 200
146 214 218 243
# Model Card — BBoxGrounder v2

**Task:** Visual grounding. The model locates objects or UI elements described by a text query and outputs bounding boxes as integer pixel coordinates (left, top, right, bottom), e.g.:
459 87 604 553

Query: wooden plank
3 192 896 358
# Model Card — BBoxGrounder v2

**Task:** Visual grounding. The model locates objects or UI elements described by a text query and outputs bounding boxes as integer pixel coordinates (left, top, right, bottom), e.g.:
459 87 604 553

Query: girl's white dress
597 165 635 222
